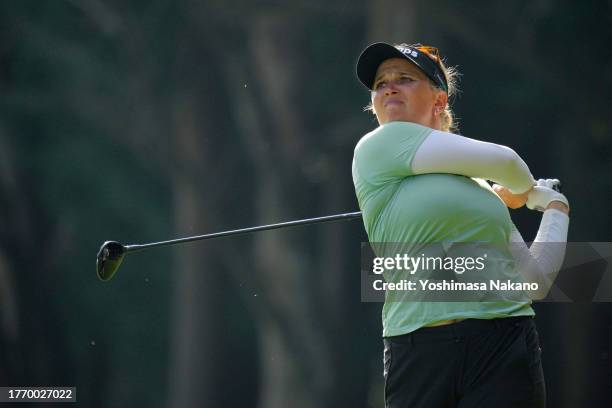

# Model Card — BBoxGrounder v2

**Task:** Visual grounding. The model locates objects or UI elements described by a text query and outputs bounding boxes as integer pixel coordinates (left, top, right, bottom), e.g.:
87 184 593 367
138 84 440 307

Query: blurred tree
0 1 610 408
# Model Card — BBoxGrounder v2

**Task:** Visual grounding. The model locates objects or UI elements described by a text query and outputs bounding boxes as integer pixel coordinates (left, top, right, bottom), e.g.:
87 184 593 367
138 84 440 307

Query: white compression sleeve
509 209 570 299
411 130 535 193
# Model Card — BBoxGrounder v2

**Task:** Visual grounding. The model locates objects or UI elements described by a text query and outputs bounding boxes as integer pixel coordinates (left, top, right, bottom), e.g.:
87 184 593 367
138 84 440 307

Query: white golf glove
526 178 569 211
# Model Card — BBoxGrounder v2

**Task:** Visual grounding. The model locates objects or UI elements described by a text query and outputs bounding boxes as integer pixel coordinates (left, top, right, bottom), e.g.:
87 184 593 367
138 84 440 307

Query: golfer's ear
435 90 448 111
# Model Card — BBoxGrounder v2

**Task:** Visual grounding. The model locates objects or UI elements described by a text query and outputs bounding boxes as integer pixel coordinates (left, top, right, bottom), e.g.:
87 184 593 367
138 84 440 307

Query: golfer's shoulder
354 122 432 157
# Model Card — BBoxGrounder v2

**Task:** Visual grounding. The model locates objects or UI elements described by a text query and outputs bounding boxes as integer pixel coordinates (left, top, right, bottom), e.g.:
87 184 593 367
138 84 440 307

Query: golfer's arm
509 209 570 299
411 130 535 193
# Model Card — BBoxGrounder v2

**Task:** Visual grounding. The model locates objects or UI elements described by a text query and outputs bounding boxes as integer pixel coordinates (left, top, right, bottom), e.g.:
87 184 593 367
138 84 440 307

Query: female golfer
352 42 570 408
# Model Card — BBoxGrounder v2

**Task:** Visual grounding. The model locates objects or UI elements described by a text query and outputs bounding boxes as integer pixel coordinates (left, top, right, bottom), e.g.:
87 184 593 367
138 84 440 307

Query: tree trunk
367 0 418 43
167 92 217 408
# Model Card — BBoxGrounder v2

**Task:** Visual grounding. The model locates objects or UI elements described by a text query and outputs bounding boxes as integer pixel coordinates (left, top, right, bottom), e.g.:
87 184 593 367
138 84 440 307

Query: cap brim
356 42 430 90
356 43 409 89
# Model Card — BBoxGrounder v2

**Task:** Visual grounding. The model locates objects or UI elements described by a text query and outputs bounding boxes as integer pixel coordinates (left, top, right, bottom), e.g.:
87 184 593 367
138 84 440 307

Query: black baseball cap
356 42 448 92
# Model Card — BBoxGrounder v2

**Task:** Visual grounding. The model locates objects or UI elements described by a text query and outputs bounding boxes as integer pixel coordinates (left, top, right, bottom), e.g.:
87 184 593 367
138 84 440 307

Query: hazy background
1 0 610 407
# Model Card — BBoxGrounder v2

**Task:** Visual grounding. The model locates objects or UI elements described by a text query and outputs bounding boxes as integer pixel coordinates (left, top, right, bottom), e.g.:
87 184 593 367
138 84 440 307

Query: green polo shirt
352 121 533 337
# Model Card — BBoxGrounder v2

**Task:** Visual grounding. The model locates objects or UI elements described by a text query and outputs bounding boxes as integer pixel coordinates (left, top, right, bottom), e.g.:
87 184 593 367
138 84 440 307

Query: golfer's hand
492 184 533 209
527 179 569 213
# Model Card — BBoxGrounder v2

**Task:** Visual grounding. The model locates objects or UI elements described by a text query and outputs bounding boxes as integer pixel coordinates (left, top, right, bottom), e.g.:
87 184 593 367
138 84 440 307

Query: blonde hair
436 59 460 133
364 43 461 133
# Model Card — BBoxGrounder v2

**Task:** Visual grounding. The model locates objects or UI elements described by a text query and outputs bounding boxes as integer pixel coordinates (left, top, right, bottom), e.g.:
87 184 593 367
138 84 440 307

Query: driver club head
96 241 127 281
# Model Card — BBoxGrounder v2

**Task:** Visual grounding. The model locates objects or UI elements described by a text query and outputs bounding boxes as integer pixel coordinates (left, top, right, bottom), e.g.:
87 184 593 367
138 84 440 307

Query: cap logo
397 46 418 58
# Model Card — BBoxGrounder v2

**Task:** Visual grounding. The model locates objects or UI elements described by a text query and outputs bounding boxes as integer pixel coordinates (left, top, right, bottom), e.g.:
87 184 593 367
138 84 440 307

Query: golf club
96 211 363 282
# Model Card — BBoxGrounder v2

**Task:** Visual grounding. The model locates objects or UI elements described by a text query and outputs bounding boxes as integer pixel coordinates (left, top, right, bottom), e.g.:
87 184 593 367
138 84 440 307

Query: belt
385 316 533 344
424 318 465 327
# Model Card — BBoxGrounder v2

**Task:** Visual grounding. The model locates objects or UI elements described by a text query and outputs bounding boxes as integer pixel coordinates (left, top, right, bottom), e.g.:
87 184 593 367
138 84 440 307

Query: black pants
383 317 545 408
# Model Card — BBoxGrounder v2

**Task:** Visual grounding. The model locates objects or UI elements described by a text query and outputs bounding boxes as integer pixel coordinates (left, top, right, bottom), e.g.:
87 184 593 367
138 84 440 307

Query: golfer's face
371 58 439 127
